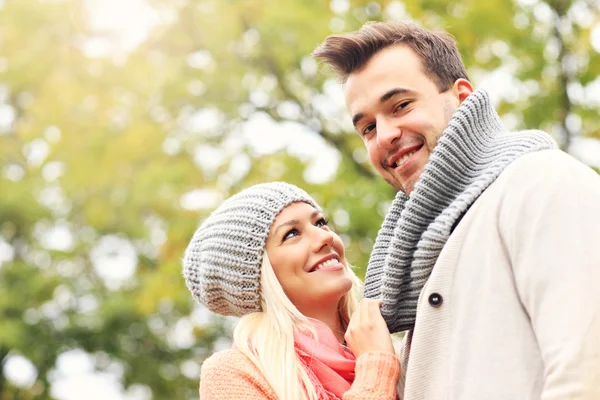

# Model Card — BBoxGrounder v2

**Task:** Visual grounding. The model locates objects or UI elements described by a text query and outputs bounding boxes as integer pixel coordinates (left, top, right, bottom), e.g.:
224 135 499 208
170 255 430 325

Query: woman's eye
282 228 298 241
316 217 329 228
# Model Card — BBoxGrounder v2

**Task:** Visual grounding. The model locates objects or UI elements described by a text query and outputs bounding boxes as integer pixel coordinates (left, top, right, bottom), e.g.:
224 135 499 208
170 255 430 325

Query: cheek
270 247 306 275
367 142 385 167
405 112 443 148
332 236 346 259
424 126 444 151
267 249 291 277
405 109 433 130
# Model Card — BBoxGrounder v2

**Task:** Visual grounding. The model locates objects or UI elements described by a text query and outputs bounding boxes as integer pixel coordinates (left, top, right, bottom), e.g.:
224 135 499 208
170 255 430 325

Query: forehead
267 202 319 241
274 202 318 222
343 44 434 114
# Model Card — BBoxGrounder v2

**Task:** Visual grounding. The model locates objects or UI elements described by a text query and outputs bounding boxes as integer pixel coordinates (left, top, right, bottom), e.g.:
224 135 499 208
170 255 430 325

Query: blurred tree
0 0 598 398
0 0 228 398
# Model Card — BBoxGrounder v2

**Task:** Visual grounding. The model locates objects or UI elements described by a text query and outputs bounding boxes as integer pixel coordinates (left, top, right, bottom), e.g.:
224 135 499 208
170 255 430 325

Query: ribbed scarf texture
364 89 557 333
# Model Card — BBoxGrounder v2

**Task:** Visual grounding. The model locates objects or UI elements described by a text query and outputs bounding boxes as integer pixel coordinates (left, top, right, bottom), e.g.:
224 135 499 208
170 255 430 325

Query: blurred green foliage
0 0 598 398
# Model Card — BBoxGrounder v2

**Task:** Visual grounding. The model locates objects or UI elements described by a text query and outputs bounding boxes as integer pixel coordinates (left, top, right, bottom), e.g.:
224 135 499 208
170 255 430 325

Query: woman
183 182 400 399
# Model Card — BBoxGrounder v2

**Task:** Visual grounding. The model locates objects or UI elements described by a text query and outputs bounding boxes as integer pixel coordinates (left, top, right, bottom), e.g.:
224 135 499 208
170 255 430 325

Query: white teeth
312 258 339 272
395 150 416 168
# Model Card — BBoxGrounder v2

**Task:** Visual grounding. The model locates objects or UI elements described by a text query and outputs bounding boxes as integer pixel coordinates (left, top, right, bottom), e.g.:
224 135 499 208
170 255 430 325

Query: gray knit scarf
364 89 557 333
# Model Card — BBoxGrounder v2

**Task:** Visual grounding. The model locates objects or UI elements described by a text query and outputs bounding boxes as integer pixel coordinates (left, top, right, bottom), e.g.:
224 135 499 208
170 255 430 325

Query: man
313 21 600 399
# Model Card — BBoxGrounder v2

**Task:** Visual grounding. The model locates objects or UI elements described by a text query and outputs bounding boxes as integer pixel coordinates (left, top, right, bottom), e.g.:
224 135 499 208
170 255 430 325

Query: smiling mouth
309 258 339 273
391 145 423 169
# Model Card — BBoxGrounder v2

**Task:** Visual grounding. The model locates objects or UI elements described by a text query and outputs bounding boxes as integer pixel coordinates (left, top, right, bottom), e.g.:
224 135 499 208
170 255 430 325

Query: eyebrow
273 210 321 236
351 88 413 127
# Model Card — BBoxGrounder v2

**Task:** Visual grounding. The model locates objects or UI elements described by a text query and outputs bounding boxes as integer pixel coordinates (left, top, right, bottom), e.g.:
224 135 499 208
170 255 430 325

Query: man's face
344 44 472 194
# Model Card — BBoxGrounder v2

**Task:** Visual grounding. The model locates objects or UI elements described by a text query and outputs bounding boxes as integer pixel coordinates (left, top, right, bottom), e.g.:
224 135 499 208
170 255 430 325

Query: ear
453 79 474 104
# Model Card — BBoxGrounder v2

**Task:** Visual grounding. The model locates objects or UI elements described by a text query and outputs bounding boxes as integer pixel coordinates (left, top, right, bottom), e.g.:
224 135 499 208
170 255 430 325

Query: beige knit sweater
199 349 400 399
398 150 600 399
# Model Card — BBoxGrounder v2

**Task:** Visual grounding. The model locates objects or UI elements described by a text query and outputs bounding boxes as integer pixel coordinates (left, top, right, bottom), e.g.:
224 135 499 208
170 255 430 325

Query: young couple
183 21 600 400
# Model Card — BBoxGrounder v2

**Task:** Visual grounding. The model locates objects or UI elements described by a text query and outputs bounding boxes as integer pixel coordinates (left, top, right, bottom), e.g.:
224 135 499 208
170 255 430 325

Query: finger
365 299 387 330
369 298 381 318
365 299 381 329
360 299 373 325
348 308 360 330
371 298 381 313
373 299 385 319
345 309 360 342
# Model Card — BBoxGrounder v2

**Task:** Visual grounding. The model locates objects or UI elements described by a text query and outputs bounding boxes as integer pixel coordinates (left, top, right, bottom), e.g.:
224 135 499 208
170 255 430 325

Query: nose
376 116 402 149
311 226 335 253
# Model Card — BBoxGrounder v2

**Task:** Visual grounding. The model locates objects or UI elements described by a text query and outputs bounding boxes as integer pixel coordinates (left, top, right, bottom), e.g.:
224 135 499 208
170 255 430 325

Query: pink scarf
294 320 356 399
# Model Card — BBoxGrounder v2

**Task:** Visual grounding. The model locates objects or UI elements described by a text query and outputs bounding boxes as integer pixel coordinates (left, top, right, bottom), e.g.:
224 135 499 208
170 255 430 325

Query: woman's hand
344 299 395 358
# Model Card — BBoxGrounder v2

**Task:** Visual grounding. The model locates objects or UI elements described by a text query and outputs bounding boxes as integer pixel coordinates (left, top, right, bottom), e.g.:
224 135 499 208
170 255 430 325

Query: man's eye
361 124 375 137
395 101 410 112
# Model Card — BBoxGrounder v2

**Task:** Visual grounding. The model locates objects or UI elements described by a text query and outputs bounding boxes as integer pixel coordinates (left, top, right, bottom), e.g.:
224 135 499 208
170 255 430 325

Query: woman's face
265 202 353 316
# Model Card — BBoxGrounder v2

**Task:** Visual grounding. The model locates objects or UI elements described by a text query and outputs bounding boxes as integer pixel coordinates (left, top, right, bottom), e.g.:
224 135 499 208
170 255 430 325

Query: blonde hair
233 252 363 400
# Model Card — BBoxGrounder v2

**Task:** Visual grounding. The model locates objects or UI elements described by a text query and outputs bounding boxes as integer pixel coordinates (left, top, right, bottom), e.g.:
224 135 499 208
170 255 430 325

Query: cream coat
399 149 600 399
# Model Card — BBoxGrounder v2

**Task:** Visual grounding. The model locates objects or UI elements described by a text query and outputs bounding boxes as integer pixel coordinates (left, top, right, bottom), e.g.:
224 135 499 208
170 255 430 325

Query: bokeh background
1 0 599 398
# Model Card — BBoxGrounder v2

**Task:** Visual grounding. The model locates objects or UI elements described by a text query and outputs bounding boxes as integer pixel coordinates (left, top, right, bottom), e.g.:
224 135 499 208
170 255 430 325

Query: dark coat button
428 293 443 307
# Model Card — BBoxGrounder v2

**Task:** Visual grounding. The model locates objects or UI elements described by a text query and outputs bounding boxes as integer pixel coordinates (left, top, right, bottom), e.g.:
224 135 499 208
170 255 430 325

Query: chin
324 281 353 300
400 169 427 194
383 176 403 191
338 278 354 295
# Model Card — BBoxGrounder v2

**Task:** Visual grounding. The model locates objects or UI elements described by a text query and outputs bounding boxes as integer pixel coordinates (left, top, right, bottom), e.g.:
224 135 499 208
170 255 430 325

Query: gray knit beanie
182 182 321 317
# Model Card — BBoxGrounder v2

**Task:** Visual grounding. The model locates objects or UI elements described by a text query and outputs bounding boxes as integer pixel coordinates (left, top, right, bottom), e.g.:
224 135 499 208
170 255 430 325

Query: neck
302 302 345 344
319 311 345 344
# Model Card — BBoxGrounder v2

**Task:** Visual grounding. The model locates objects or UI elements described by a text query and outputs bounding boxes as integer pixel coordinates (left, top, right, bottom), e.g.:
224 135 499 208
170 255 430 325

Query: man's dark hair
312 21 469 91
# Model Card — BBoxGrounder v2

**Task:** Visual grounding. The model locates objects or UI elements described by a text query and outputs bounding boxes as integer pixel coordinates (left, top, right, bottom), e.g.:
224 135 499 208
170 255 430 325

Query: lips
388 143 423 169
308 254 341 273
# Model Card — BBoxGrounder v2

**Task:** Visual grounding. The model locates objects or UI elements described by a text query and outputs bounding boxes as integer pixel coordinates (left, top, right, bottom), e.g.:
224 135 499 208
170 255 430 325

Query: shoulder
489 149 600 206
474 148 600 242
490 148 600 249
200 349 276 398
201 348 256 378
501 149 599 188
